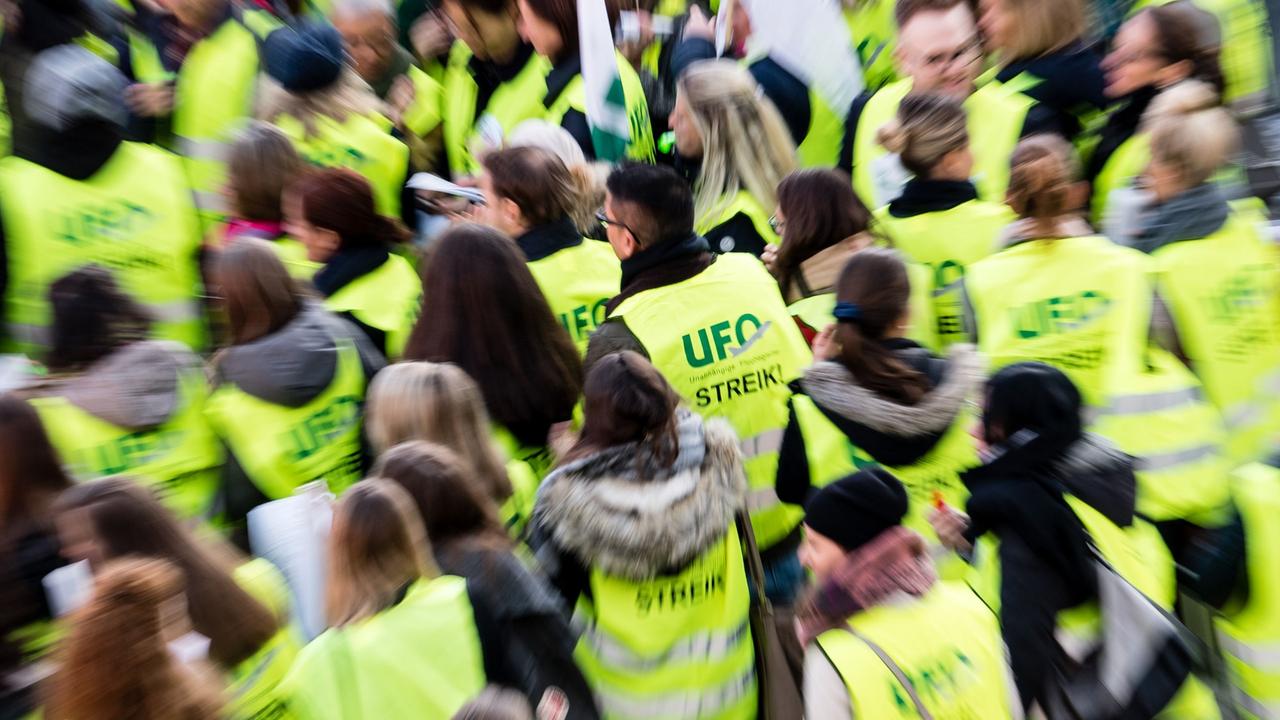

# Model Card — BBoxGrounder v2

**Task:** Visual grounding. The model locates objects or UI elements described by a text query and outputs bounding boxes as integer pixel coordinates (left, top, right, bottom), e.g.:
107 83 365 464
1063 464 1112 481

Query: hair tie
833 302 861 322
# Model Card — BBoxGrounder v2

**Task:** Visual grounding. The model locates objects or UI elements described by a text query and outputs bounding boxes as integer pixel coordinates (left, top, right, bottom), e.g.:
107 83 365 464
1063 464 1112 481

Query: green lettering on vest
1012 290 1112 338
285 395 362 462
681 313 771 366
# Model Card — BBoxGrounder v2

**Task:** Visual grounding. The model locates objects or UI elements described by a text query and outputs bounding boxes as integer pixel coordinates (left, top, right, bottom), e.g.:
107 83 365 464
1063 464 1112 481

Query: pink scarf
795 526 937 645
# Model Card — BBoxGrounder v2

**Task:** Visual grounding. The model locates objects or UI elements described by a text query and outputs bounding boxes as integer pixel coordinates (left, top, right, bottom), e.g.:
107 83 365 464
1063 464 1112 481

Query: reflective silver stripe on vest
1220 634 1280 669
1226 368 1280 428
194 190 229 213
582 622 749 673
1134 443 1219 472
594 664 755 720
932 278 964 298
6 322 47 346
176 136 229 163
747 486 781 511
1235 689 1280 719
1099 386 1203 416
739 428 784 459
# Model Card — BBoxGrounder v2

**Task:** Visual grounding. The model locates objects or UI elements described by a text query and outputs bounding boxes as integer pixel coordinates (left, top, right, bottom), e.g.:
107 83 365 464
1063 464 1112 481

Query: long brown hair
832 248 931 405
372 441 509 551
564 351 680 466
292 168 411 250
481 145 595 230
46 558 224 720
1144 4 1225 96
326 480 439 626
52 479 278 669
0 394 71 532
366 362 514 505
520 0 618 61
404 224 583 448
214 238 304 346
227 121 303 223
774 169 873 298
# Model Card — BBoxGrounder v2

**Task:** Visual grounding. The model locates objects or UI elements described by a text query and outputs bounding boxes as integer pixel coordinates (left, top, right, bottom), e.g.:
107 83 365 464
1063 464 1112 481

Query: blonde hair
326 480 438 627
47 558 224 720
258 68 386 138
876 93 969 177
1006 134 1080 234
1145 80 1238 188
366 362 514 506
678 60 797 230
505 122 606 232
997 0 1086 61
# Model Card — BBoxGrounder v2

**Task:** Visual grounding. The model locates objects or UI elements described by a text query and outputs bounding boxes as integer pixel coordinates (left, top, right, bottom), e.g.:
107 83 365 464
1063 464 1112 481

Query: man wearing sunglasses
839 0 1034 208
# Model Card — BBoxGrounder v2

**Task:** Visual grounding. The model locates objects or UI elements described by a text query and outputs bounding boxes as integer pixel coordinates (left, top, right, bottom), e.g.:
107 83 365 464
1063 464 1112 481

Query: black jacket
994 41 1108 142
778 341 984 505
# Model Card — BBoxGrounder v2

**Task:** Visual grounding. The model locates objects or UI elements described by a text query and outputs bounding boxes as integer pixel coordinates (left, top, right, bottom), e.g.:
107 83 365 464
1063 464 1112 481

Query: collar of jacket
802 343 985 438
543 53 583 109
534 411 747 580
313 245 390 298
516 216 583 262
1133 182 1231 253
469 41 536 85
607 232 713 314
21 121 123 180
886 178 979 218
995 39 1091 85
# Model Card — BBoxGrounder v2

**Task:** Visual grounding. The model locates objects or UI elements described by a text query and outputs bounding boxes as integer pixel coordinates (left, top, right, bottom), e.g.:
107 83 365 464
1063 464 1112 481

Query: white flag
577 0 631 161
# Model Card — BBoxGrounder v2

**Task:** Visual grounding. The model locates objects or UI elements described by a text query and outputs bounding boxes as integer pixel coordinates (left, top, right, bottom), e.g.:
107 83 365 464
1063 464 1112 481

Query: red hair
291 168 410 249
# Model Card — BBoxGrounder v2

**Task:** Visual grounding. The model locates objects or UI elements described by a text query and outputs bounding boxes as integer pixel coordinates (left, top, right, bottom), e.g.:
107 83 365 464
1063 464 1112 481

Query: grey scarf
1133 183 1230 254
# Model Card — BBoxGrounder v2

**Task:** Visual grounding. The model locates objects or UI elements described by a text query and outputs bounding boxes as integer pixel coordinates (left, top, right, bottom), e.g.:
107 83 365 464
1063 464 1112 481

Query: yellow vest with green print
1133 0 1273 104
526 238 622 354
500 458 540 540
1090 349 1232 525
323 253 421 359
574 524 756 720
1150 212 1280 466
790 393 979 580
441 42 552 178
853 79 1032 209
173 16 272 222
816 582 1013 720
611 254 812 549
991 70 1108 161
31 364 222 520
543 51 655 162
0 143 205 354
964 235 1151 409
695 190 779 249
843 0 898 91
273 113 409 218
494 424 554 491
400 64 444 138
1216 462 1280 720
875 200 1013 349
229 558 301 720
282 575 486 720
206 342 366 501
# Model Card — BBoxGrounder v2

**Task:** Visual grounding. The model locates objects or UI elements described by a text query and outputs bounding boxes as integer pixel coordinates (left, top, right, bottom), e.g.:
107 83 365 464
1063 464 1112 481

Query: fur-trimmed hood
801 344 986 438
533 410 747 581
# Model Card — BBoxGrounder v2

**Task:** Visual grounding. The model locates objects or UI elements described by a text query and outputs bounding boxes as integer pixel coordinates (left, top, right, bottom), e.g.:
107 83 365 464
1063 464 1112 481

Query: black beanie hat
804 468 909 552
263 22 345 93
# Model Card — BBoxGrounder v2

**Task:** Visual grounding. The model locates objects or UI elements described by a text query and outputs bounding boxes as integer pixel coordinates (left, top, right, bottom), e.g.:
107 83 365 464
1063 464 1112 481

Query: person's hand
410 13 452 61
617 10 655 66
387 74 416 129
811 324 840 361
761 243 779 275
929 506 972 553
125 83 175 117
682 4 715 41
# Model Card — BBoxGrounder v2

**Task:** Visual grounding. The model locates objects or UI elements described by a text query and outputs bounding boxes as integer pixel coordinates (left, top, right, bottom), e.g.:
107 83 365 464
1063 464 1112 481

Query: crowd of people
0 0 1278 717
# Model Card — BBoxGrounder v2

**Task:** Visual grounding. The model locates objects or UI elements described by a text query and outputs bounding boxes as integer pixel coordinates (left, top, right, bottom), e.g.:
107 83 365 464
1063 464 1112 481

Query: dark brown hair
46 266 151 373
774 169 873 298
564 351 680 467
1006 134 1077 234
292 168 411 250
481 145 589 228
0 394 71 531
832 248 931 405
53 479 279 670
404 224 583 448
895 0 976 29
1145 4 1225 97
214 238 303 346
373 441 509 551
228 121 303 223
520 0 619 61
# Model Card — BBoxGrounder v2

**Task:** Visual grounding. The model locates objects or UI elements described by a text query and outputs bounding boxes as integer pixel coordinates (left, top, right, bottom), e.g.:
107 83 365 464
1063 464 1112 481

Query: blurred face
476 173 525 235
56 508 105 569
601 195 640 260
283 190 340 263
798 526 846 582
897 5 984 97
668 93 703 159
164 0 222 31
335 11 397 85
1145 155 1186 203
1103 14 1181 98
979 0 1013 54
443 0 519 62
516 0 564 58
